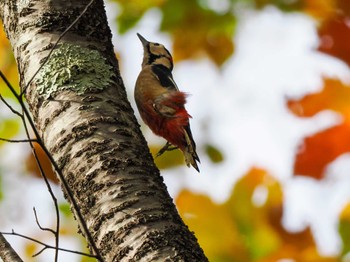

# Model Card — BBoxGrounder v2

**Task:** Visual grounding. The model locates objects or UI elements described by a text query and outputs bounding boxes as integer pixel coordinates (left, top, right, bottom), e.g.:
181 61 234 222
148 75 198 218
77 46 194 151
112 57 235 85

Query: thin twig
21 114 60 262
1 231 97 258
0 93 23 117
33 207 55 235
0 137 37 143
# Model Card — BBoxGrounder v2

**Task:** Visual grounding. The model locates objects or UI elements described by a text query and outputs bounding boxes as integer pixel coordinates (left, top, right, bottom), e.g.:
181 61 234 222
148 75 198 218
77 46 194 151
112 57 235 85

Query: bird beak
137 33 149 47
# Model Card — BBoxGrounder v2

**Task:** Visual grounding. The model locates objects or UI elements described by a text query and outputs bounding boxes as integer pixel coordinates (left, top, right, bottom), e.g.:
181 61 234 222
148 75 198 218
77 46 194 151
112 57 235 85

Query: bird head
137 33 173 70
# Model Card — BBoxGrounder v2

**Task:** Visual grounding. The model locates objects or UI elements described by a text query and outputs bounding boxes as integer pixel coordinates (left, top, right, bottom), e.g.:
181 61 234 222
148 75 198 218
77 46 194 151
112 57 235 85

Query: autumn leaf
149 144 184 170
339 203 350 257
226 168 283 260
176 168 330 261
287 78 350 120
318 14 350 66
160 0 235 66
177 189 249 262
303 0 337 20
0 21 19 97
287 78 350 179
25 142 58 183
337 0 350 16
294 123 350 179
113 0 164 34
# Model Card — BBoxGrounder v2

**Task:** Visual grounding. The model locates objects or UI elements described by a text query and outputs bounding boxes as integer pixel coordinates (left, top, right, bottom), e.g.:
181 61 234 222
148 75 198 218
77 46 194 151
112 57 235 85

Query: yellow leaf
149 144 184 170
176 190 249 262
303 0 337 20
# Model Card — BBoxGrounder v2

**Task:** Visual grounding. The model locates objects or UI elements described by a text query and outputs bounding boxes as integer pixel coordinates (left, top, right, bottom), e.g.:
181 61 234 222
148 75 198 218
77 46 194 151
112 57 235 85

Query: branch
33 207 55 235
21 114 60 262
0 232 23 262
0 138 37 143
1 231 96 259
0 93 22 117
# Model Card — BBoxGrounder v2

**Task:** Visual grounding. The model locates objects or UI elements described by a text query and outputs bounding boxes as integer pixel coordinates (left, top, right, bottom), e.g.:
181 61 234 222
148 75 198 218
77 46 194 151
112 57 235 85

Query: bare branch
21 116 60 262
0 92 22 117
33 207 55 235
32 246 47 257
0 138 37 143
1 231 97 259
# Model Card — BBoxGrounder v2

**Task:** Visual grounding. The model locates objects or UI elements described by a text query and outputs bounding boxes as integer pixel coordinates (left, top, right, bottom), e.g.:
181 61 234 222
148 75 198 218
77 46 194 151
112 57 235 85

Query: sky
1 2 350 261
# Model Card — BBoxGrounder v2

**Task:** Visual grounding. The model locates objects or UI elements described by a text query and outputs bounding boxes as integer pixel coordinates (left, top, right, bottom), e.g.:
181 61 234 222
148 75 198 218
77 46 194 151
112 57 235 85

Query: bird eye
154 43 160 46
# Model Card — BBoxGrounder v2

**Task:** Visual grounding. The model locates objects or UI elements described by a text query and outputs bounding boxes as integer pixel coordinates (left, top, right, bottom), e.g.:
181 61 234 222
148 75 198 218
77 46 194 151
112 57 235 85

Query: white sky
1 3 350 261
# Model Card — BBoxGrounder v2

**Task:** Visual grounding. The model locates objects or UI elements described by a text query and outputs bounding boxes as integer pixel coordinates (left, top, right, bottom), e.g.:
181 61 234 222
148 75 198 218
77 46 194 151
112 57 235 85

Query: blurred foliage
112 0 350 66
0 118 20 146
288 79 350 179
0 21 19 97
59 202 73 218
0 21 21 149
294 123 350 180
339 203 350 257
159 0 235 65
177 168 339 262
25 142 58 183
318 15 350 66
205 144 224 163
150 144 185 169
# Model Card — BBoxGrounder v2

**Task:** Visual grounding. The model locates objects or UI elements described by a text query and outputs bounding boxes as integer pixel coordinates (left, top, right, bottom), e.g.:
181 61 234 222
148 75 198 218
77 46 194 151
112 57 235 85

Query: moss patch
35 43 115 98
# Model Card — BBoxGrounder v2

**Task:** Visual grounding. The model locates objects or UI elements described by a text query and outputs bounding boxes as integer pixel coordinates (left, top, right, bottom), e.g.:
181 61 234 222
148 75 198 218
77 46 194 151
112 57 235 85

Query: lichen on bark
35 43 115 98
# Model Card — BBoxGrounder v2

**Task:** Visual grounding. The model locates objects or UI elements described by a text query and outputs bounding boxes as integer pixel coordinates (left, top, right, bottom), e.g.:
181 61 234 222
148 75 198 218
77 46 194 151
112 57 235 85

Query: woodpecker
134 33 200 172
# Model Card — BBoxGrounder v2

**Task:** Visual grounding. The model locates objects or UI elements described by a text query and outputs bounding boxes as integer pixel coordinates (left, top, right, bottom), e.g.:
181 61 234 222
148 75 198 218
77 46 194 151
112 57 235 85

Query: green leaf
205 144 224 163
59 202 72 218
112 0 164 34
339 203 350 257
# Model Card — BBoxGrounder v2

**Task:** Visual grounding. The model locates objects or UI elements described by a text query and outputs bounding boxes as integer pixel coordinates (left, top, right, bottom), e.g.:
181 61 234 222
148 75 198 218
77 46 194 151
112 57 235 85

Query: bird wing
151 64 179 91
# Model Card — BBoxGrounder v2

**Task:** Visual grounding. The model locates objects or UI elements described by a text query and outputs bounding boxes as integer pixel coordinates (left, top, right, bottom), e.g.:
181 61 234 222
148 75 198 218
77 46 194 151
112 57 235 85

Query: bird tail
183 126 200 172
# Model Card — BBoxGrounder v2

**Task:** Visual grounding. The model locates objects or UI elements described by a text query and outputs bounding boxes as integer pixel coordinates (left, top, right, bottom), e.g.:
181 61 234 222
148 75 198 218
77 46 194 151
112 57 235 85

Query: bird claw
156 142 178 157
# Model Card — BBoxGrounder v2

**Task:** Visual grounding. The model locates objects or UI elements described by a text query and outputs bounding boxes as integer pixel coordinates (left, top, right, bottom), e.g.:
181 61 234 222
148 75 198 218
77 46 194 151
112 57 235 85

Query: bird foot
156 142 178 157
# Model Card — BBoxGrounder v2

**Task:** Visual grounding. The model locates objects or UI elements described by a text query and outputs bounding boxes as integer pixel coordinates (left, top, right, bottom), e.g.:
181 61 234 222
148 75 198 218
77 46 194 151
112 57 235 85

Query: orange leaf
26 142 58 183
338 0 350 16
318 15 350 66
287 78 350 120
176 168 330 261
0 21 19 96
294 123 350 179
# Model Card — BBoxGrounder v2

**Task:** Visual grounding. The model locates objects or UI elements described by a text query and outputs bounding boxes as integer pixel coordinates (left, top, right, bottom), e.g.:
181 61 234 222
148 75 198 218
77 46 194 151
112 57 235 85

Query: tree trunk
0 0 208 261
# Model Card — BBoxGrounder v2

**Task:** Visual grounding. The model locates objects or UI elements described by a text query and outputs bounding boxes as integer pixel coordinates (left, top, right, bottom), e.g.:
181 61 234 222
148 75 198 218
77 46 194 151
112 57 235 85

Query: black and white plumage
134 33 200 172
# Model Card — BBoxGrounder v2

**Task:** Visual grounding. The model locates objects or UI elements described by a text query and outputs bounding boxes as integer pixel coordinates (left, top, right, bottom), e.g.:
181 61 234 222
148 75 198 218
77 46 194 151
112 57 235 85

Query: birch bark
0 0 208 261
